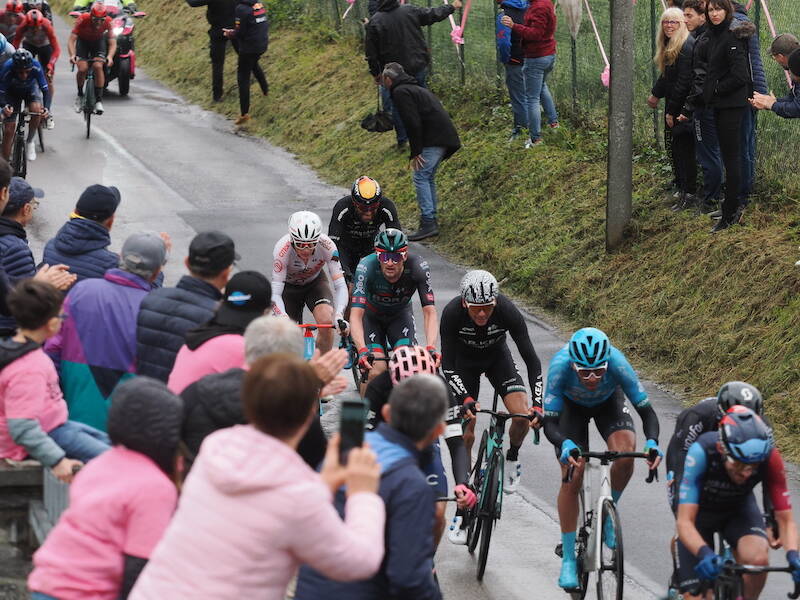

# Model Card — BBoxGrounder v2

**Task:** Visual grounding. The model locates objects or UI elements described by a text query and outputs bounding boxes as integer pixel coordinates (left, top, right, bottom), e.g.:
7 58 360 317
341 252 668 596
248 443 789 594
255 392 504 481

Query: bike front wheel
11 131 25 178
476 452 501 581
466 429 488 554
597 499 624 600
570 487 590 600
84 82 95 139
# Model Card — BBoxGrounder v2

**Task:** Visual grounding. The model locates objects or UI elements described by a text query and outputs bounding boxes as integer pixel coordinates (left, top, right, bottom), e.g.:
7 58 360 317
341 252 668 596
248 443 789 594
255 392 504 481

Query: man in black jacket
136 231 236 382
185 0 237 102
365 0 460 147
223 0 268 125
382 62 461 241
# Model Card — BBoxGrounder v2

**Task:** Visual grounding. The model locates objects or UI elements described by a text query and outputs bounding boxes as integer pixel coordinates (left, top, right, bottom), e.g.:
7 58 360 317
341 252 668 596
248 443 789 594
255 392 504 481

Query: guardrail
28 468 70 547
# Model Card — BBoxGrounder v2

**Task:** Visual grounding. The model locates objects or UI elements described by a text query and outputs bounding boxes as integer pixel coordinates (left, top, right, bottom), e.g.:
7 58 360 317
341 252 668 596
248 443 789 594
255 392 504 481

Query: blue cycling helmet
11 48 33 71
568 327 611 368
719 406 773 464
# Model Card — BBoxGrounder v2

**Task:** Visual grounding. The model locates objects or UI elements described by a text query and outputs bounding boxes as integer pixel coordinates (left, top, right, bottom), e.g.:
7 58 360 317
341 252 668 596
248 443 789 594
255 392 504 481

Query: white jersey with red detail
271 233 348 316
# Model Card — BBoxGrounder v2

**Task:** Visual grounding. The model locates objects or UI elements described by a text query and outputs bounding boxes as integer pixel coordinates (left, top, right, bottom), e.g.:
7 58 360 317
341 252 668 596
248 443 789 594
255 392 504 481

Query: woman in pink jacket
130 352 385 600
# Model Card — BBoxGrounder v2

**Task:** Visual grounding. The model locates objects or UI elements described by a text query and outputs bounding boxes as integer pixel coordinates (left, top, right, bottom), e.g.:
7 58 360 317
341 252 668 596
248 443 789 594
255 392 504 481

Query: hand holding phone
339 398 367 465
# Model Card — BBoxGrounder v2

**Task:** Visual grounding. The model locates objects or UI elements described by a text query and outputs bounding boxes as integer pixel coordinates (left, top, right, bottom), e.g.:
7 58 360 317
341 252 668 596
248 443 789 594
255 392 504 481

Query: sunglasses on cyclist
293 241 317 251
377 251 406 264
725 456 761 473
574 362 608 380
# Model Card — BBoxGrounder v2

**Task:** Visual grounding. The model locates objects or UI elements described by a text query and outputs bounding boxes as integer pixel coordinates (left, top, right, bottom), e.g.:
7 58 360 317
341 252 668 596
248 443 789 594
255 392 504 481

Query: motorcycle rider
67 1 116 115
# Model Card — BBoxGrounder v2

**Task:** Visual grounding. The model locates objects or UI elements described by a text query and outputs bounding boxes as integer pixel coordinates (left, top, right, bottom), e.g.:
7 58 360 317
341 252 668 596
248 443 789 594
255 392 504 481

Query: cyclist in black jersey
328 176 401 286
365 345 473 549
440 270 543 505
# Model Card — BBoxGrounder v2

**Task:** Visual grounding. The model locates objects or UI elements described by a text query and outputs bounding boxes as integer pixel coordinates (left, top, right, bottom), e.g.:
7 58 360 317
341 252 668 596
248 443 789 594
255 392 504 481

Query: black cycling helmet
718 406 773 464
11 48 33 70
351 176 382 208
374 228 407 253
716 381 764 418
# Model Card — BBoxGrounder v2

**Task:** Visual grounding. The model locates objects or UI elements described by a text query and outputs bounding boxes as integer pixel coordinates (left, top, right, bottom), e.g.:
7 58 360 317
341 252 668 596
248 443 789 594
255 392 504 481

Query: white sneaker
74 95 82 113
45 114 54 130
25 141 36 161
447 516 468 545
504 460 521 494
94 100 104 115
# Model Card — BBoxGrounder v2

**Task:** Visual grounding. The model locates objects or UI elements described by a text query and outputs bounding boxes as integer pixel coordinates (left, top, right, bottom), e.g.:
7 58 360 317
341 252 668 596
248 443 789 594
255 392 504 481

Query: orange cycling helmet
389 345 437 385
25 8 42 25
6 1 23 13
90 2 107 18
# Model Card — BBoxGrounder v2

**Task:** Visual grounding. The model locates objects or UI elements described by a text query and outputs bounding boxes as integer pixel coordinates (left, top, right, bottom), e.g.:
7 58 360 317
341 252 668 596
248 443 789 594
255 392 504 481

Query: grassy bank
65 1 800 454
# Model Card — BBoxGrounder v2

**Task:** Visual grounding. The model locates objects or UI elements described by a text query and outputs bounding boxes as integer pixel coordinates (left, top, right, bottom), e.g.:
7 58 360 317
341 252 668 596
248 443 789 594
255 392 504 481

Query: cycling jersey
270 233 347 317
0 33 13 65
327 196 400 279
71 13 113 42
13 18 58 66
351 253 433 315
0 56 49 106
0 12 23 41
440 293 543 407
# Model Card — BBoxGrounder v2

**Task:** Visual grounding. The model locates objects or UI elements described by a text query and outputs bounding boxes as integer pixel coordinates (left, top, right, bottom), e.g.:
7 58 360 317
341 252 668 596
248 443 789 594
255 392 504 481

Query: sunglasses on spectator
293 241 317 250
573 362 608 380
377 251 406 264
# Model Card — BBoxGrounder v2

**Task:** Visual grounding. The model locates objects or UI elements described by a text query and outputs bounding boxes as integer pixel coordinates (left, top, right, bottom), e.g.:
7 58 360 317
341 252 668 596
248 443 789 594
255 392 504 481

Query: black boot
710 216 735 233
671 192 697 212
408 218 439 241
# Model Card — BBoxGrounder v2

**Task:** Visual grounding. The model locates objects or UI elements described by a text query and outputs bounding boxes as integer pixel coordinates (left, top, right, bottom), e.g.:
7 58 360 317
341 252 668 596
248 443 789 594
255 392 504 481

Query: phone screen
339 399 366 465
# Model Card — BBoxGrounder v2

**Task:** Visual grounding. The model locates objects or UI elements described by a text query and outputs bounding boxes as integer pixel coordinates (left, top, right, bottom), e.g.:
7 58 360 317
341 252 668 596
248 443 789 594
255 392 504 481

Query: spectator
495 0 528 141
222 0 268 126
649 8 696 211
130 353 385 600
136 231 236 382
681 0 723 215
296 374 448 600
751 40 800 119
184 0 237 102
693 0 754 233
180 315 343 470
46 232 167 431
41 184 121 281
501 0 558 148
365 0 460 148
731 1 767 211
0 280 107 484
167 270 271 394
381 62 461 241
28 377 183 600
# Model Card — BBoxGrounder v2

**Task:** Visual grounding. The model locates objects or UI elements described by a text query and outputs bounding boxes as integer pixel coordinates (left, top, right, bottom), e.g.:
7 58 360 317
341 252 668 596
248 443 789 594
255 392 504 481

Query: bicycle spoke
597 499 624 600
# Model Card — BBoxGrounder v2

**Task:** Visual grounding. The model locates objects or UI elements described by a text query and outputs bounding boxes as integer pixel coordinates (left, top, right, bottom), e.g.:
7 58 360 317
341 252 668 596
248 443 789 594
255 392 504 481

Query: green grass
54 0 800 457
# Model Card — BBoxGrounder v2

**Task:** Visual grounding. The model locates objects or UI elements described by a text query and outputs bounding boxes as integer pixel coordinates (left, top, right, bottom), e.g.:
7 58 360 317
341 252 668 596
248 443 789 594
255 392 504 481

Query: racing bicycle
713 560 800 600
72 57 106 139
8 108 44 179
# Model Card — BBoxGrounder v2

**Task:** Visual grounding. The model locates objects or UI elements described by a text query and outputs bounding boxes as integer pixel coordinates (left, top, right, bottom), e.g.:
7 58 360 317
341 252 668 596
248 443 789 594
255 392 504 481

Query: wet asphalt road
19 15 800 600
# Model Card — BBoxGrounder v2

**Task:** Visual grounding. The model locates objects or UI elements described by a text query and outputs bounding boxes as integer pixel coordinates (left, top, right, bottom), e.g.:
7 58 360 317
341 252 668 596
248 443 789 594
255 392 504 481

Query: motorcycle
69 0 146 96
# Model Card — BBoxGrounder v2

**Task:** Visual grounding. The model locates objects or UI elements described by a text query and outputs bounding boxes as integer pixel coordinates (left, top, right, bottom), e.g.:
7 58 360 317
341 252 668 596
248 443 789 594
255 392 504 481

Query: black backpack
360 88 394 133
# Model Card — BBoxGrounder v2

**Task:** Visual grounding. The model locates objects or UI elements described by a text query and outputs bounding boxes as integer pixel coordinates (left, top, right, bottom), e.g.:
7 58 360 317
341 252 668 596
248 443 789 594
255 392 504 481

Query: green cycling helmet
374 228 408 253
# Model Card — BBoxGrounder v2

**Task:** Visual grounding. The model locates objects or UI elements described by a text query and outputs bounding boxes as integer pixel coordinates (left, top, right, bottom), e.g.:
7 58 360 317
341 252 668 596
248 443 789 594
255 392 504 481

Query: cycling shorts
362 307 416 354
281 276 333 324
675 493 766 594
23 43 52 72
339 246 368 285
75 37 107 61
447 343 526 400
550 387 635 458
420 440 447 497
3 86 43 122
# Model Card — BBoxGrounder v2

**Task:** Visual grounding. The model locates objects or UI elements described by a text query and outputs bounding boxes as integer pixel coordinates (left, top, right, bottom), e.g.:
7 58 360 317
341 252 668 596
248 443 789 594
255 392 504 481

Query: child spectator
0 279 108 483
28 377 184 600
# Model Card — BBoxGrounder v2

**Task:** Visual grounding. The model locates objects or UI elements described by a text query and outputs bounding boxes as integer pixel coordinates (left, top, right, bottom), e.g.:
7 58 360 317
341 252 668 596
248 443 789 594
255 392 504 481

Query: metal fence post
571 37 577 113
650 0 658 146
331 0 341 29
494 0 502 92
606 0 634 251
427 0 434 76
458 6 465 86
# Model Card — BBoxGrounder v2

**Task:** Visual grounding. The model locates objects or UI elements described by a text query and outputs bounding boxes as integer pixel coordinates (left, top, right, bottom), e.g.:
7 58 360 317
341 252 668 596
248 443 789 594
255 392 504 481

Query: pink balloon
601 65 610 88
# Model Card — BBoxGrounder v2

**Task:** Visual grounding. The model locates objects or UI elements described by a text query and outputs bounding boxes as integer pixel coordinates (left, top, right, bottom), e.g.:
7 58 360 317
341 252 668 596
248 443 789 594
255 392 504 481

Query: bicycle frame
479 396 506 519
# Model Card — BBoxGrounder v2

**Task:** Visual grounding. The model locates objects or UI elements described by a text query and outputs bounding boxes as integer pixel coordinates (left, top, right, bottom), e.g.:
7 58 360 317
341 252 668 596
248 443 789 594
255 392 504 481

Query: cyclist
365 345 473 547
440 269 543 496
13 9 57 129
543 327 662 590
22 0 52 22
327 176 401 290
350 228 438 383
67 1 117 115
676 406 800 599
0 1 24 41
271 211 348 354
72 0 137 14
0 48 48 162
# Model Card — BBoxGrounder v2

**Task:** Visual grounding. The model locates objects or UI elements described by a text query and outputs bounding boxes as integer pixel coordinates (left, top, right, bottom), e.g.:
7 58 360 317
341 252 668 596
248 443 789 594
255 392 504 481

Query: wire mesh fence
306 0 800 195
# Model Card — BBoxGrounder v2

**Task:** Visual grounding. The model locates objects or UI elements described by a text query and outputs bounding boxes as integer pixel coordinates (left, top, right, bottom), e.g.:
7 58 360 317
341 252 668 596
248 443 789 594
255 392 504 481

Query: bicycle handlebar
563 448 659 484
719 561 800 599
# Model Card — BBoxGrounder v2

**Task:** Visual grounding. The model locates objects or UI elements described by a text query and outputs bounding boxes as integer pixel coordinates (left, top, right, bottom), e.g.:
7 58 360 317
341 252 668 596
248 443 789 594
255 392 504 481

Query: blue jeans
522 54 558 142
412 146 446 221
738 106 756 204
694 107 723 204
30 593 59 600
382 68 427 144
48 420 110 463
505 63 526 130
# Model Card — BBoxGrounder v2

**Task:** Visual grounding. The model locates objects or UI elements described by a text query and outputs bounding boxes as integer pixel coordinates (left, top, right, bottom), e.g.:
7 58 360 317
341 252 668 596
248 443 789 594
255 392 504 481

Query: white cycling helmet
460 270 499 305
288 211 322 244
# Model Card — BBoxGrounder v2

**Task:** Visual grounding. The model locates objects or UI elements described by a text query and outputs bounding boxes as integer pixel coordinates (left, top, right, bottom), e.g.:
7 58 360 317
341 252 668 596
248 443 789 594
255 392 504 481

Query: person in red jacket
501 0 559 148
13 9 57 128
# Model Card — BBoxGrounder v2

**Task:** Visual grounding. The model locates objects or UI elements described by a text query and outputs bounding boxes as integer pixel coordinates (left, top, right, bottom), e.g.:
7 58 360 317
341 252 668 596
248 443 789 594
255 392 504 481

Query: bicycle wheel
11 131 25 179
476 452 500 581
570 487 590 600
596 499 624 600
84 81 95 139
37 125 44 153
467 429 488 553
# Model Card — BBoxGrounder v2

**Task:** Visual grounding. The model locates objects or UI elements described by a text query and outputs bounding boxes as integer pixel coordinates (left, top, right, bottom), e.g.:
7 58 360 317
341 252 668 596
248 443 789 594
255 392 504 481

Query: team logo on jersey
273 260 283 273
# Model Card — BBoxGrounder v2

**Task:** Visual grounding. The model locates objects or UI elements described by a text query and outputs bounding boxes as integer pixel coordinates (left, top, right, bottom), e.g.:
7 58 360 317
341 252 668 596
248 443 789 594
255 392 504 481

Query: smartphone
339 398 367 465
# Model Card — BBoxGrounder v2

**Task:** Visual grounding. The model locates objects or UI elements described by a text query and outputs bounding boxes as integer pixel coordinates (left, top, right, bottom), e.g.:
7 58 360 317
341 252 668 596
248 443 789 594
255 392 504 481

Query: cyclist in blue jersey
0 47 47 162
676 407 800 599
543 327 662 590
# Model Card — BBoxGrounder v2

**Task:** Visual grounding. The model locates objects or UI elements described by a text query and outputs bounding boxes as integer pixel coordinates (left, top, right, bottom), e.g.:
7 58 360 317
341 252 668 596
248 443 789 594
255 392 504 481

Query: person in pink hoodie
166 270 271 394
130 352 386 600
